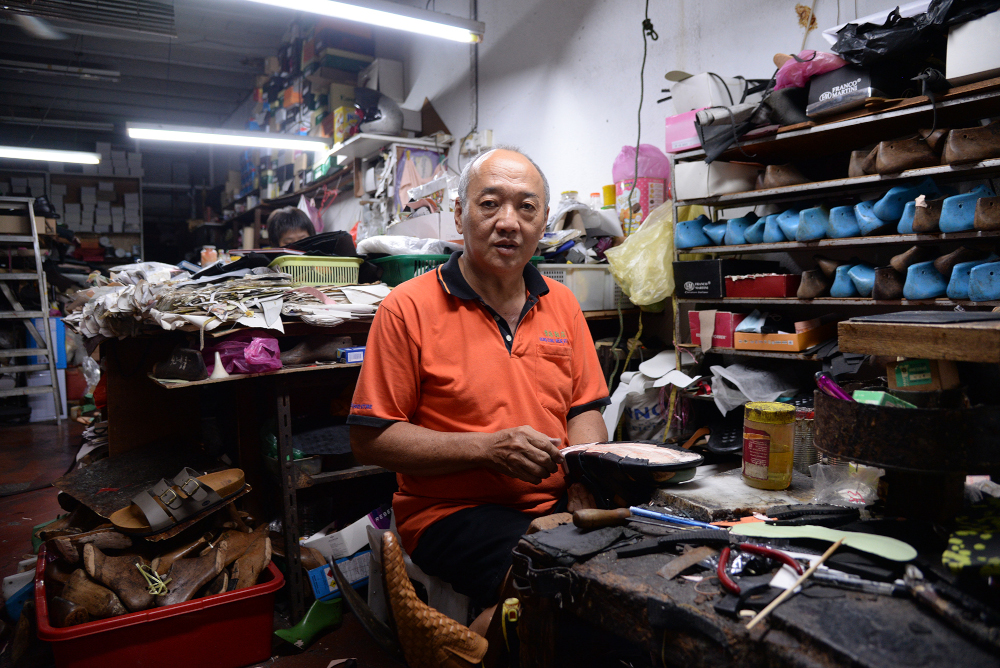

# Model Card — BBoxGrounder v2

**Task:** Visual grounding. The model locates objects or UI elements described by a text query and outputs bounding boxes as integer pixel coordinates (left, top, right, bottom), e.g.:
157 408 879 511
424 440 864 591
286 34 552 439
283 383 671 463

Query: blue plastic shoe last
763 214 786 243
826 205 861 238
796 206 829 241
903 261 948 300
947 254 998 300
704 221 728 245
725 213 757 246
969 260 1000 301
939 185 996 233
776 209 801 240
897 201 917 234
874 177 940 221
847 263 876 297
744 217 766 244
675 214 712 249
830 264 860 297
855 199 893 235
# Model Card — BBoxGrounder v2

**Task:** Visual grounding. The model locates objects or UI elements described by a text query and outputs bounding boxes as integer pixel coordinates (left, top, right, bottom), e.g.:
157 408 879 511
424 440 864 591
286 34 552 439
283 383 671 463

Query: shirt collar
438 251 548 302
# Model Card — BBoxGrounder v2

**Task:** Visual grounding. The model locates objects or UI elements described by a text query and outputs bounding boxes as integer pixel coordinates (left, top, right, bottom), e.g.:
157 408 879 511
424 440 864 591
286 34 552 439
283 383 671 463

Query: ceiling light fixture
243 0 484 43
0 59 121 82
127 123 330 153
0 146 101 164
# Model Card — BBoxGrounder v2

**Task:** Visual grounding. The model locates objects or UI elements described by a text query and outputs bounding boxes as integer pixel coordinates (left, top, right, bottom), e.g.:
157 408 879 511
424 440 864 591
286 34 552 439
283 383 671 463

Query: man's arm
567 408 608 445
351 422 566 485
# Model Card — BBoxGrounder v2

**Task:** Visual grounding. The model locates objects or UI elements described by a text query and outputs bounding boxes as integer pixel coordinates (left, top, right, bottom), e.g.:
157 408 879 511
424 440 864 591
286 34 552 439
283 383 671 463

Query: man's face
455 150 548 279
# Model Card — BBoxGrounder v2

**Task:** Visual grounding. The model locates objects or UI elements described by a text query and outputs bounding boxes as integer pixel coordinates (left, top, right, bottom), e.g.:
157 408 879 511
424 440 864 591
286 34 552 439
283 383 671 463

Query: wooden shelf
304 465 391 487
707 347 820 361
583 308 640 320
148 361 362 389
676 229 1000 255
675 297 1000 307
674 158 1000 209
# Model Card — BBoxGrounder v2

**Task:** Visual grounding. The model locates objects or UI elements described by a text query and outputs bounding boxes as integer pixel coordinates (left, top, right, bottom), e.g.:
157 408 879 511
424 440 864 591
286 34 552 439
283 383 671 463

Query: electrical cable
607 2 656 395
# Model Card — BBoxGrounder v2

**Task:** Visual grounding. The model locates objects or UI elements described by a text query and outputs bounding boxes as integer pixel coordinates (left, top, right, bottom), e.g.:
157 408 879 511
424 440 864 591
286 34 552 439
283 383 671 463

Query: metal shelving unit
0 197 61 419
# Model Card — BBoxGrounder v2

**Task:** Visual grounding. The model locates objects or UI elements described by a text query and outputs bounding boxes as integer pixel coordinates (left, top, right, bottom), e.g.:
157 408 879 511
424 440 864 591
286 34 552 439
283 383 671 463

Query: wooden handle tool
572 508 631 530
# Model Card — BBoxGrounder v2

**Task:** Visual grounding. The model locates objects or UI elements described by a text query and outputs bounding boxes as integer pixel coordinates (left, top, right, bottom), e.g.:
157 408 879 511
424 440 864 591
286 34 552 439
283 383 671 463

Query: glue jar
742 402 795 490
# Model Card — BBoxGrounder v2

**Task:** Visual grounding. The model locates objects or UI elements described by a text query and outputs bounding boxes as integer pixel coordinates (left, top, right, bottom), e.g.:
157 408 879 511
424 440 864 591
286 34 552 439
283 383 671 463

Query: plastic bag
297 195 323 235
356 235 463 256
611 144 671 183
809 463 883 507
82 356 101 395
605 201 674 305
203 331 282 375
774 50 847 90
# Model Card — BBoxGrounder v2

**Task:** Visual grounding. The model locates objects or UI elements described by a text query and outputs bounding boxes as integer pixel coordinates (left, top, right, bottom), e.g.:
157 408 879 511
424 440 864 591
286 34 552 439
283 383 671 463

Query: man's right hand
483 426 565 485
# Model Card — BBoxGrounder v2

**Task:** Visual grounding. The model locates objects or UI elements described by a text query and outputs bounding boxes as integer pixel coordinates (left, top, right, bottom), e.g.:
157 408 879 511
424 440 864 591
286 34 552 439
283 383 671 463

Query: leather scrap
522 524 638 566
658 546 718 580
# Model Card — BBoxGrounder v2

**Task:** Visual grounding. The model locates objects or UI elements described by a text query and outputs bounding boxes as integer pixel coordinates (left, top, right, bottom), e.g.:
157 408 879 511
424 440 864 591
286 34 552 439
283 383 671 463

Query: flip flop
109 467 245 536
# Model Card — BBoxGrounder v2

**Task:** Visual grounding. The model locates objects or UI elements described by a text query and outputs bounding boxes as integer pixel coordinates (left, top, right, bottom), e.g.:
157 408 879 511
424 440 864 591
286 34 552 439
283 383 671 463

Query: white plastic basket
538 264 631 311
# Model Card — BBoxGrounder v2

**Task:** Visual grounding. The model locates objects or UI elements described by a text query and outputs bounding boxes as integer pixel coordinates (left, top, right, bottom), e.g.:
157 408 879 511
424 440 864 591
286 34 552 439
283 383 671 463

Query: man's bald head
457 145 550 213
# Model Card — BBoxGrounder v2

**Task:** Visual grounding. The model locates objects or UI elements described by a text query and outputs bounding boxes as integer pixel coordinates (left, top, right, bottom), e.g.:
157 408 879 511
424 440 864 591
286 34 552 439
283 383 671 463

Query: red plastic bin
35 545 284 668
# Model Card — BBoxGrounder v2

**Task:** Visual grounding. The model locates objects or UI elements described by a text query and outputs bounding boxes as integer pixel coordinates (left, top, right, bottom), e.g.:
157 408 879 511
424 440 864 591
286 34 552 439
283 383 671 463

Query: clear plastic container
742 402 795 490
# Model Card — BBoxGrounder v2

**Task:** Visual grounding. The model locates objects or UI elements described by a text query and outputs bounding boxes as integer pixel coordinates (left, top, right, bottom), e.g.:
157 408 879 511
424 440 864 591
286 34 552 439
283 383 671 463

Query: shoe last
947 255 998 300
847 263 876 297
676 214 712 249
939 185 996 233
796 206 828 241
830 264 860 298
704 221 728 245
873 177 939 221
872 267 905 300
854 199 893 235
826 205 861 238
744 217 766 244
975 196 1000 231
897 201 917 234
725 214 755 245
903 261 948 300
776 209 801 240
763 214 786 243
968 261 1000 301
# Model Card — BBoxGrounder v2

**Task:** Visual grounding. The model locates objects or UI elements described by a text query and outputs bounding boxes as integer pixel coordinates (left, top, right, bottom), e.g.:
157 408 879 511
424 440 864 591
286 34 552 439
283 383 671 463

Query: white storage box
946 10 1000 85
674 160 761 200
27 370 67 422
538 264 631 312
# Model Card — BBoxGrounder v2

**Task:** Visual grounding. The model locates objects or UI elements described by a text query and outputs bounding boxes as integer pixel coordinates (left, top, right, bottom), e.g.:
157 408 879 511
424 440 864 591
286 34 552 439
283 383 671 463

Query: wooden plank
304 464 390 487
353 157 364 198
147 361 363 390
838 319 1000 363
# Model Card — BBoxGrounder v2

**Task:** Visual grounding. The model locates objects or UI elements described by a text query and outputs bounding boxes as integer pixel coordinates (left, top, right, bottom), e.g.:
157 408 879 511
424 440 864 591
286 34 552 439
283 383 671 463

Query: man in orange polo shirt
348 146 609 626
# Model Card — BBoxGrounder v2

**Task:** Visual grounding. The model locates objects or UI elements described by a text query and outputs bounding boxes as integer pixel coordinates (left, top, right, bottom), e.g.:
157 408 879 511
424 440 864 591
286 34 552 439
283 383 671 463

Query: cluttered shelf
672 76 1000 164
227 164 355 225
673 158 1000 209
147 361 362 389
697 347 821 361
676 228 1000 255
329 132 452 161
676 296 1000 306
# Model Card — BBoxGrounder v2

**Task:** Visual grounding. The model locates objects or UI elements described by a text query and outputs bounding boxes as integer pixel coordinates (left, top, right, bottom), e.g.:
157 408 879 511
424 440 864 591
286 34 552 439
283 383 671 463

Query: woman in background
266 206 315 247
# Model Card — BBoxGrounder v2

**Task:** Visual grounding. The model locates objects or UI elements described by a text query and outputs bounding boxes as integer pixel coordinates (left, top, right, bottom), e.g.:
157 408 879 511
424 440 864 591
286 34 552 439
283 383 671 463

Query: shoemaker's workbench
510 470 999 667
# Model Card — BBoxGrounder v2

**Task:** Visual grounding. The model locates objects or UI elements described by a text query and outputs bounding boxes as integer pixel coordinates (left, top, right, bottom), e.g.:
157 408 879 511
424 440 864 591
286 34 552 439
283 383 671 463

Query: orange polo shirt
348 253 610 554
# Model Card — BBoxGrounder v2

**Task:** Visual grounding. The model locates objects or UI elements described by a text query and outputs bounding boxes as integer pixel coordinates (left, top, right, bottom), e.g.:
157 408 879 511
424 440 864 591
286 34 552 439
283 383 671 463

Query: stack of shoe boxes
64 203 81 231
28 177 45 199
123 193 140 232
49 184 66 220
126 152 144 178
95 182 114 233
10 178 27 195
80 187 96 232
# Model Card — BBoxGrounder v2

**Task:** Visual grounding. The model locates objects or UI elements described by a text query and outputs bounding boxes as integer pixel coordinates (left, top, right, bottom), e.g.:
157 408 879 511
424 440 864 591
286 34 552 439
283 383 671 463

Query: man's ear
454 198 464 234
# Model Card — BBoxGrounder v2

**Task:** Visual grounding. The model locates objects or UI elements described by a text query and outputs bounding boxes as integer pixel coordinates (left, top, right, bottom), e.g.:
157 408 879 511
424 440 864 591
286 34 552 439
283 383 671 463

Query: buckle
158 487 181 508
179 478 200 496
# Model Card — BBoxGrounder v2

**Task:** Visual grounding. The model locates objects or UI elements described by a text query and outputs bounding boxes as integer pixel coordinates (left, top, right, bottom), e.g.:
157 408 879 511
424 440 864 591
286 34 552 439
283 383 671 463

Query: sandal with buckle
109 467 245 536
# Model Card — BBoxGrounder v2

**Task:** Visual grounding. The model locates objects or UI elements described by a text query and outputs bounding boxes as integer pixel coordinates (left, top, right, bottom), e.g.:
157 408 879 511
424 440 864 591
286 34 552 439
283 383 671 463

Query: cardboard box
887 359 960 392
724 273 801 298
358 58 404 103
333 105 361 145
947 10 1000 85
674 160 761 200
664 108 704 153
0 214 53 236
734 321 838 352
806 62 923 119
673 259 780 299
852 390 916 408
307 549 371 601
302 506 391 561
336 346 365 363
328 82 355 109
688 311 747 348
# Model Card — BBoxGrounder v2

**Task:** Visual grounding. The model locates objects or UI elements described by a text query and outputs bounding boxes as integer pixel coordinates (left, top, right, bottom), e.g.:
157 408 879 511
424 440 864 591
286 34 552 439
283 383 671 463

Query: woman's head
266 207 315 247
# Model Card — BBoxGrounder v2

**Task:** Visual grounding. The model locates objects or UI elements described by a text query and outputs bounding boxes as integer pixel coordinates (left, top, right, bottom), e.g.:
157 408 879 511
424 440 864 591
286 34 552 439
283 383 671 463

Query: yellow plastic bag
605 201 675 305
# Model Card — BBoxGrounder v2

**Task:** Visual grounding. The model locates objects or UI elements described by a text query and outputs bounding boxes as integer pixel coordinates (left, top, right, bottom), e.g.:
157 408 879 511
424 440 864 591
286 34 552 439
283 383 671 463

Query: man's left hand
566 482 596 512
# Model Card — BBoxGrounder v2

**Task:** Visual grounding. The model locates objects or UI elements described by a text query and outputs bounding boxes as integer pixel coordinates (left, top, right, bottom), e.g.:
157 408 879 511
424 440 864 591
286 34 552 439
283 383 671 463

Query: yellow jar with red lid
742 402 795 490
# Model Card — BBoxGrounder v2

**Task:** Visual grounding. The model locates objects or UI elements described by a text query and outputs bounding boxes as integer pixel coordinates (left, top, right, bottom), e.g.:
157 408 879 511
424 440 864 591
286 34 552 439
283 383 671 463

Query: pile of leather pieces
38 497 273 628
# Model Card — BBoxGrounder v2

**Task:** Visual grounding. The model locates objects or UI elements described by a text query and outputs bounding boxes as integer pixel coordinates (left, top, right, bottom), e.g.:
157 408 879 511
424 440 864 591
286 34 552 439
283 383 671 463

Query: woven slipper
109 468 245 537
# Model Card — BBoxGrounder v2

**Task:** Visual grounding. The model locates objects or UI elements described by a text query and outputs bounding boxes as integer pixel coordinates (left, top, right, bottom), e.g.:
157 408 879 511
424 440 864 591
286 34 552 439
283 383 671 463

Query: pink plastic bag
612 144 671 183
774 50 847 90
203 330 282 375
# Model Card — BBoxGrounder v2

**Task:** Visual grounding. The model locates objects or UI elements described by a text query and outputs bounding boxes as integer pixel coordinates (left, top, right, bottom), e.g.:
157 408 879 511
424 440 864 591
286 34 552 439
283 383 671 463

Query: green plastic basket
370 254 543 287
268 255 363 286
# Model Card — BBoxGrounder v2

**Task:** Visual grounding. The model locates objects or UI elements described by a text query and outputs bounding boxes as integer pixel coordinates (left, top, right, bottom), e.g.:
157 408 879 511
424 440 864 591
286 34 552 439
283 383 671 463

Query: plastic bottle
560 190 579 203
742 402 795 490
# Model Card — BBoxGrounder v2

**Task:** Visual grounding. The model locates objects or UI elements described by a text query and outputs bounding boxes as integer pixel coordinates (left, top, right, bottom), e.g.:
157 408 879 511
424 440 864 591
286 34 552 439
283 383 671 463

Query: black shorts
408 499 567 609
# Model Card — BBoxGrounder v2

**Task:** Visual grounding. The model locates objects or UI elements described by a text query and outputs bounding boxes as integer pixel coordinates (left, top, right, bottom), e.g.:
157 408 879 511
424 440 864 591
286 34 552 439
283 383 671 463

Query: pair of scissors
717 543 804 595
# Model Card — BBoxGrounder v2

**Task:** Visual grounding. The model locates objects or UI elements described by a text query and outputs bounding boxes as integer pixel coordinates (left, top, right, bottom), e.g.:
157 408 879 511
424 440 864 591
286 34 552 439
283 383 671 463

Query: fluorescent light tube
244 0 484 43
0 146 100 164
127 124 330 152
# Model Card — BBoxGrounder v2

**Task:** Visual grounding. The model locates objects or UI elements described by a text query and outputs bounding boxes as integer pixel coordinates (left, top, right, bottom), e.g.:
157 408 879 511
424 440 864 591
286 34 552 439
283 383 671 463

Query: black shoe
33 196 60 219
152 348 208 381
